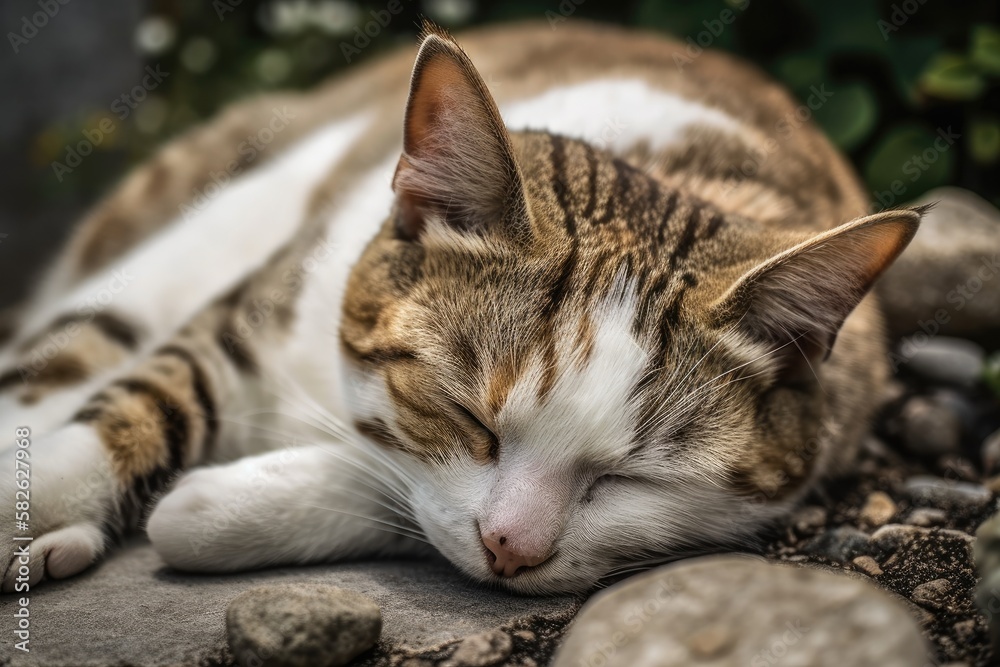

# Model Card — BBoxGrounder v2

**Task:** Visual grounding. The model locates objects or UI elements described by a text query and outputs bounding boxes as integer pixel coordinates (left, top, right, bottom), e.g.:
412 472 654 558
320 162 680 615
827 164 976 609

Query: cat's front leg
0 423 117 592
147 443 428 573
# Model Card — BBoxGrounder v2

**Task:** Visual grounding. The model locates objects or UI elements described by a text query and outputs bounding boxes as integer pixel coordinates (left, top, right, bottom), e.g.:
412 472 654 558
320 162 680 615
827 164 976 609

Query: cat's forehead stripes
495 286 648 465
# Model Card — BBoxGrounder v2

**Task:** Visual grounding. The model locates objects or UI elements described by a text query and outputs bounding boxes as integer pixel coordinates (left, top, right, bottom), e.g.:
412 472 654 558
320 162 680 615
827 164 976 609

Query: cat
0 21 923 595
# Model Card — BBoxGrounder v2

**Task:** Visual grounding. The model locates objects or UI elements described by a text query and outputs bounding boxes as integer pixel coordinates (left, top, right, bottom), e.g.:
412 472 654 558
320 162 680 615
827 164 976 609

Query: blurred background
1 0 998 309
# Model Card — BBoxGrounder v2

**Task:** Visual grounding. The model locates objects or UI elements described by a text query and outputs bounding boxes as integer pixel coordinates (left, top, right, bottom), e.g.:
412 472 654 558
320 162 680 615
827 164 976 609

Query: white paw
148 465 267 573
0 424 116 592
1 523 105 592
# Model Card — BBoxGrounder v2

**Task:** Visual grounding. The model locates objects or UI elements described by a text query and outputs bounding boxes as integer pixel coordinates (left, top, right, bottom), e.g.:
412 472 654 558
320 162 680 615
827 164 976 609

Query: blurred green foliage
35 0 1000 209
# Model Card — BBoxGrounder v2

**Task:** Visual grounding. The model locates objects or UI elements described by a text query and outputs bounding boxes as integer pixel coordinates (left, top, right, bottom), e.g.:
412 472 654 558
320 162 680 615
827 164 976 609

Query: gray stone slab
0 538 577 666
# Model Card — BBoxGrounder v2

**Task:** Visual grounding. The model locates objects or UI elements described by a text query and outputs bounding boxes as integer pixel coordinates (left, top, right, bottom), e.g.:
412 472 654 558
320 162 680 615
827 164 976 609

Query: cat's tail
875 187 1000 347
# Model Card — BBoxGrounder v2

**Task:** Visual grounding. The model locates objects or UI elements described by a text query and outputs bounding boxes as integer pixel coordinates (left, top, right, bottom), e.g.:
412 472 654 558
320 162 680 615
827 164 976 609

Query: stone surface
852 555 884 577
982 429 1000 476
899 397 963 458
904 476 993 509
912 579 954 610
859 491 898 528
0 539 578 666
227 584 381 667
802 525 871 562
439 629 513 667
907 508 948 527
551 555 929 667
904 338 986 387
877 187 1000 341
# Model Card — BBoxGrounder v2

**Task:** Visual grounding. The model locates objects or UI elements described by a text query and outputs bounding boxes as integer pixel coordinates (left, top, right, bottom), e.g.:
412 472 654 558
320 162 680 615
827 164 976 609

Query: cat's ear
708 207 924 372
392 29 526 241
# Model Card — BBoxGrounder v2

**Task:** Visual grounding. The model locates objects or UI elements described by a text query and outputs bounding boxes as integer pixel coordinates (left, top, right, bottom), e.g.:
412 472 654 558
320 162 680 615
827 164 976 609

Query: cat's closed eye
451 401 500 460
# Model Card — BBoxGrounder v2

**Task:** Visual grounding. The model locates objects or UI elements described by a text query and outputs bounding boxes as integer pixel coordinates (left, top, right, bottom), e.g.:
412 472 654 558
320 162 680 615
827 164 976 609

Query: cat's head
340 29 921 593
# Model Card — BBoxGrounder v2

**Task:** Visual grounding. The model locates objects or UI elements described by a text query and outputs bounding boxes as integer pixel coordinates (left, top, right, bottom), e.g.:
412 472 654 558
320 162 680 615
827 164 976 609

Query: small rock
859 492 897 528
791 505 828 534
954 618 978 643
911 578 953 609
551 555 929 667
982 428 1000 476
878 187 1000 339
937 455 980 482
904 475 992 509
871 524 974 556
226 584 381 667
852 555 884 577
442 630 513 667
903 337 985 387
898 397 963 458
802 526 870 562
906 508 947 527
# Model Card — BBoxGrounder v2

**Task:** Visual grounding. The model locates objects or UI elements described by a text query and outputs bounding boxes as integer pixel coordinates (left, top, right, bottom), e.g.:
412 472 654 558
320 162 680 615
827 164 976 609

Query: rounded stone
226 584 382 667
904 476 992 509
903 337 985 387
441 629 513 667
899 396 963 458
551 555 929 667
859 491 897 528
982 428 1000 476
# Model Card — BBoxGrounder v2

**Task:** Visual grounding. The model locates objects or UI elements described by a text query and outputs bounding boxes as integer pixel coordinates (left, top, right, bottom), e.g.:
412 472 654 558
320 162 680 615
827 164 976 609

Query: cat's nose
481 532 550 577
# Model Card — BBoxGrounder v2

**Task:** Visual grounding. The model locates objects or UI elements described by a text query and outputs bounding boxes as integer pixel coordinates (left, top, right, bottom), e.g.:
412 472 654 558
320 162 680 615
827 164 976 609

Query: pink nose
481 533 550 577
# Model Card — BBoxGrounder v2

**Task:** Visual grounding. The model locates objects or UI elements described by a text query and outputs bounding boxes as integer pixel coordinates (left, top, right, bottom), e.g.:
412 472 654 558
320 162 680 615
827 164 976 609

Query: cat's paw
0 424 116 592
1 523 105 592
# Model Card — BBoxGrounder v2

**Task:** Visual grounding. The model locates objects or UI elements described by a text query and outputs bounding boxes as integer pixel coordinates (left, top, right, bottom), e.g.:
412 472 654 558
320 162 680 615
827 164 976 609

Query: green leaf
984 353 1000 399
970 24 1000 75
812 82 878 151
919 53 986 100
865 124 954 201
970 118 1000 165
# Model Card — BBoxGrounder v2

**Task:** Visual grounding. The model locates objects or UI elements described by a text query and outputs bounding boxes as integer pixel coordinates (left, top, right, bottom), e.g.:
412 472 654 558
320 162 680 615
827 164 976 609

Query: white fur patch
19 112 375 343
501 78 742 154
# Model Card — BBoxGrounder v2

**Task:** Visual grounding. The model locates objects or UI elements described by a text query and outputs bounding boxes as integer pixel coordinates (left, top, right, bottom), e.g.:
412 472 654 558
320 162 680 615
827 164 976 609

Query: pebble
904 476 992 509
898 397 963 458
903 338 985 387
982 428 1000 476
852 555 883 577
791 505 828 534
911 578 953 609
802 526 870 562
906 508 947 527
871 524 974 555
442 629 513 667
859 492 897 528
551 555 929 666
226 584 381 667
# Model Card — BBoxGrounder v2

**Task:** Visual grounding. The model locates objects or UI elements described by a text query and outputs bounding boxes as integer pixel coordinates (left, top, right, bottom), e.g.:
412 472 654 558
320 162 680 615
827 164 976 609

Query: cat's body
0 21 920 594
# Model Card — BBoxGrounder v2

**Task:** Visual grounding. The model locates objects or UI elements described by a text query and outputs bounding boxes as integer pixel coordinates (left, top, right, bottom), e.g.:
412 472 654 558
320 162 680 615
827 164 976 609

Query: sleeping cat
0 22 922 595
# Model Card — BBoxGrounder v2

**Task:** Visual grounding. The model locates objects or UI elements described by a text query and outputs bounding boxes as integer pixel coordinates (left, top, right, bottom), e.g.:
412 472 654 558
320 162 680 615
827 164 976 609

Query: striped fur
0 22 921 595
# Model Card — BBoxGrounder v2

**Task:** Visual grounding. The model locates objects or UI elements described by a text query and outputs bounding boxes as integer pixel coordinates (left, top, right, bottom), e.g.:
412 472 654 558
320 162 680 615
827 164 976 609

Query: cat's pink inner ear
392 34 522 241
709 208 924 359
